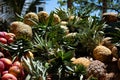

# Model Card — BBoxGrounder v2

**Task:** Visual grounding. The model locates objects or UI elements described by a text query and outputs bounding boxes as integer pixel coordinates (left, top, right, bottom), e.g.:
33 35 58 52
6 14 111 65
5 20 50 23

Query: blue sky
45 0 66 14
45 0 59 14
45 0 118 16
45 0 99 16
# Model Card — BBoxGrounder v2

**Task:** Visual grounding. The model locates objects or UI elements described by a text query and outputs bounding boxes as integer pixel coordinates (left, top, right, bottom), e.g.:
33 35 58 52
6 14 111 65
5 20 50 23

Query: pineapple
9 21 33 40
92 31 119 62
87 60 106 79
23 12 39 27
102 12 118 23
63 32 78 48
60 25 69 34
101 37 118 59
37 11 49 24
52 14 61 25
60 21 69 34
93 45 112 63
76 16 105 57
101 37 113 49
71 57 91 68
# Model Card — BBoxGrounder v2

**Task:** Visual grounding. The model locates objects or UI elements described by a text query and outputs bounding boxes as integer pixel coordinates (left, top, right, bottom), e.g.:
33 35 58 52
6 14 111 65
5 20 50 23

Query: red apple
8 65 21 77
1 73 17 80
0 37 7 44
0 61 5 73
0 58 12 70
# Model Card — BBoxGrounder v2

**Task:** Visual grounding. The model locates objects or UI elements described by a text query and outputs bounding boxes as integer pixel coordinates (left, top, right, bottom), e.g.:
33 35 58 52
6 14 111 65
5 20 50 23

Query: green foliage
77 16 105 53
22 57 48 80
55 8 70 21
32 33 54 60
105 26 120 55
111 29 120 44
47 49 87 79
0 38 32 60
4 0 25 15
104 22 120 45
74 64 87 75
57 0 120 17
55 48 74 61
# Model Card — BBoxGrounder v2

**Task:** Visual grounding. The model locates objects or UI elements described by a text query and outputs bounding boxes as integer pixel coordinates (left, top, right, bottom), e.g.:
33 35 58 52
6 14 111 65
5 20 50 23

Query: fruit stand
0 9 120 80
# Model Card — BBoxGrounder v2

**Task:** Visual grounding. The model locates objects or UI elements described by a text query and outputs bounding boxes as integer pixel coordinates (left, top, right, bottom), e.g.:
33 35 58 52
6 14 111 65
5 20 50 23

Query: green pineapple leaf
22 57 48 80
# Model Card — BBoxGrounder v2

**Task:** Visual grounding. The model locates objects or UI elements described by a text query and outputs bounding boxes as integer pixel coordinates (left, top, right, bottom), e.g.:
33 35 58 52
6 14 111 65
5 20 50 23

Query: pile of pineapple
0 9 120 80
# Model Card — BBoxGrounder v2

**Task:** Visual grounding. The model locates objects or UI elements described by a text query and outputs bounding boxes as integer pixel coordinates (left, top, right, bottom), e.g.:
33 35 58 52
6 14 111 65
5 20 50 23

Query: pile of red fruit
0 57 25 80
0 32 25 80
0 31 15 44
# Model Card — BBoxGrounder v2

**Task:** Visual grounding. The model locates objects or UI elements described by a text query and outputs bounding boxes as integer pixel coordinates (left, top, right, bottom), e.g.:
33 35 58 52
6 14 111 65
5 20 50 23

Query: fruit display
0 9 120 80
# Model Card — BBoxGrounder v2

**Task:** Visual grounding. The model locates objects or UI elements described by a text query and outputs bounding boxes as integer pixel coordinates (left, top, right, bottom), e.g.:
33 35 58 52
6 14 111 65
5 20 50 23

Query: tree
102 0 107 13
57 0 120 17
4 0 25 16
67 0 73 9
4 0 40 19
